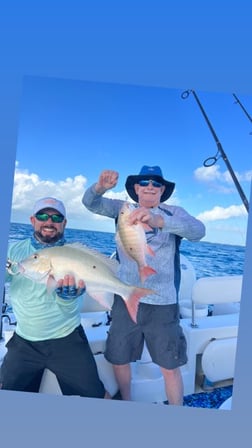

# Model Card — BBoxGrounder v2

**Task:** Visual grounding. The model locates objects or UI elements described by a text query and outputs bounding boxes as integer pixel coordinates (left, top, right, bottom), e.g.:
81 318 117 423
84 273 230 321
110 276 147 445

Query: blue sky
11 75 252 246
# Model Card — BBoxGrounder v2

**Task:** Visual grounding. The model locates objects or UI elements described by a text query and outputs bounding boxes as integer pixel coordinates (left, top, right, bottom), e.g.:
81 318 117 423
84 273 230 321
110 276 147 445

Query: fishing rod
181 89 249 213
232 93 252 132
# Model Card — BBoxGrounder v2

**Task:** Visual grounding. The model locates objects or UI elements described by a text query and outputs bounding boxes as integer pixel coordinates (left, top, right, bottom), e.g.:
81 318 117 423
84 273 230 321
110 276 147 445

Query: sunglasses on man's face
35 213 65 223
137 179 163 188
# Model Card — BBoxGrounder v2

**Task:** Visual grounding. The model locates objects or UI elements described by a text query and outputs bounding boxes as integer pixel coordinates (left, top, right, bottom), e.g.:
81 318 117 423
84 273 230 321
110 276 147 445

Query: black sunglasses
138 179 163 188
35 213 65 223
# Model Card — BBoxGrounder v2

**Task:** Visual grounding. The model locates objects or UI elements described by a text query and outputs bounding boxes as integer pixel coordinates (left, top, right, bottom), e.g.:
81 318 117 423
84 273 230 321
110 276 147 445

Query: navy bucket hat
125 166 175 203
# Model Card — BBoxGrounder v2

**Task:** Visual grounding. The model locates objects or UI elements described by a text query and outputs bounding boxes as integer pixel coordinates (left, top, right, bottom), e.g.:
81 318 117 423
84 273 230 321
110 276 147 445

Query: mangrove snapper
116 202 157 283
17 243 156 322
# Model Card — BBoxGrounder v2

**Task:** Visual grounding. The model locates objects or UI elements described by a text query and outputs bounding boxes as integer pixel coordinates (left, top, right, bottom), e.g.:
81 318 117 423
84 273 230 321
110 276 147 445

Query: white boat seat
201 337 237 383
191 275 242 305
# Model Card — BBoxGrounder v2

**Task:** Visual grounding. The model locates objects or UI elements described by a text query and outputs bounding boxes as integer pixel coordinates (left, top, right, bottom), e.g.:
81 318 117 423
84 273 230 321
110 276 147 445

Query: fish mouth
6 261 23 276
17 263 25 274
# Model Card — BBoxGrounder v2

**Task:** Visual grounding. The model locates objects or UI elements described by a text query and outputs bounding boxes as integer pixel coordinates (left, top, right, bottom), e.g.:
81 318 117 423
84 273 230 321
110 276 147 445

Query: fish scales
116 202 157 283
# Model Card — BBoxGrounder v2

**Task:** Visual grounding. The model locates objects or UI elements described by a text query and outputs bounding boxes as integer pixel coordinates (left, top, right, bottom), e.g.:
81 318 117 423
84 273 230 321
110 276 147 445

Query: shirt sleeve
160 205 206 242
82 184 123 219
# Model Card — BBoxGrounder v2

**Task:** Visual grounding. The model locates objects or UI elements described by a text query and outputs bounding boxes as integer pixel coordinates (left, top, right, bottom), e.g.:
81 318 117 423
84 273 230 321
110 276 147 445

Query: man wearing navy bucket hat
83 166 205 405
125 165 175 203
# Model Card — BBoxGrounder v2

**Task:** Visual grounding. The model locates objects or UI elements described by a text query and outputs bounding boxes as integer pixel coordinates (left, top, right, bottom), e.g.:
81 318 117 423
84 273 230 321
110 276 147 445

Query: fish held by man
116 202 157 283
16 243 157 323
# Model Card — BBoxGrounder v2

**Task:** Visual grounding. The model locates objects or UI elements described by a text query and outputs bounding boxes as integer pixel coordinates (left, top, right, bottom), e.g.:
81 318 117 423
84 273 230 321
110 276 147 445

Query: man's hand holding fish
126 206 164 229
55 274 86 300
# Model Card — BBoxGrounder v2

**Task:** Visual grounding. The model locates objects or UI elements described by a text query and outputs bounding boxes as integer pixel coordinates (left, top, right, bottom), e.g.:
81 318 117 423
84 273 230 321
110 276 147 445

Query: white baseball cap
33 197 66 217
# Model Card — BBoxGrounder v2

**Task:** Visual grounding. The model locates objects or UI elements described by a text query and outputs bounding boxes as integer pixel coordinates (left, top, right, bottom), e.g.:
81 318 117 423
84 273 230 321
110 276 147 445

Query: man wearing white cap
83 166 206 405
0 197 108 399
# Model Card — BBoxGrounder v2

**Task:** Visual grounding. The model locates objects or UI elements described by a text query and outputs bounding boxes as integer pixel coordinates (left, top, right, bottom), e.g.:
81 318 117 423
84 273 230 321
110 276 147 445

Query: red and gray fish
116 202 157 283
16 242 157 323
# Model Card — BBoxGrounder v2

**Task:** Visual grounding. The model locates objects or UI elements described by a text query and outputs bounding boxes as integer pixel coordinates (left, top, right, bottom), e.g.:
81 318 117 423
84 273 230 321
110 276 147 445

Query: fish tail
125 286 156 323
139 266 157 283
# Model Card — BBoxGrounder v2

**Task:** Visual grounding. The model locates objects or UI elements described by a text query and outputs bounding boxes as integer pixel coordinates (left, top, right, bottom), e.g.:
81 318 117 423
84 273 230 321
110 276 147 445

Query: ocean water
7 222 245 279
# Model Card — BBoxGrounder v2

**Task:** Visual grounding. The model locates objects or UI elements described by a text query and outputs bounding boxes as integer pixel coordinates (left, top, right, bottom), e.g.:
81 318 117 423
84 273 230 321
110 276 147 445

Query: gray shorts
104 295 187 370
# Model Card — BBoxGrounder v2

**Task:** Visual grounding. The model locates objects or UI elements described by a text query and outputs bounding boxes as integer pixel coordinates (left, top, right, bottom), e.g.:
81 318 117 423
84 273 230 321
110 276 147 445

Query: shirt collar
31 234 66 250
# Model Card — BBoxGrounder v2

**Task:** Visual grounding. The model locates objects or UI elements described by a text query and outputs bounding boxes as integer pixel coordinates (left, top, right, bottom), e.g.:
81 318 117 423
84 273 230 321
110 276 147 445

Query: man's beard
34 229 64 244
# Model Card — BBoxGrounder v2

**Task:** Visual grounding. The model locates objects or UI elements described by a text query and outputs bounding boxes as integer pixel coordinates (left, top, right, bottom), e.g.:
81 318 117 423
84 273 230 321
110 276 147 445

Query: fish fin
146 245 155 257
63 242 88 250
141 223 153 232
124 287 156 323
47 274 58 293
63 243 119 273
86 289 113 311
139 266 157 283
115 232 122 247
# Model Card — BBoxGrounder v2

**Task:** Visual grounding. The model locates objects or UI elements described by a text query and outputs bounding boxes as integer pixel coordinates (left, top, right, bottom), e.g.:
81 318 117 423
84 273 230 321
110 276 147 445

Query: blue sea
8 222 245 279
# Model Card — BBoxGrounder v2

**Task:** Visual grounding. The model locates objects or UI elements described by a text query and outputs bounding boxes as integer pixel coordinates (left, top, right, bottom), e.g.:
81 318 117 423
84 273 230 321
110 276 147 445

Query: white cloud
194 164 252 192
12 166 87 215
10 165 129 229
194 164 223 182
240 170 252 182
197 204 247 222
